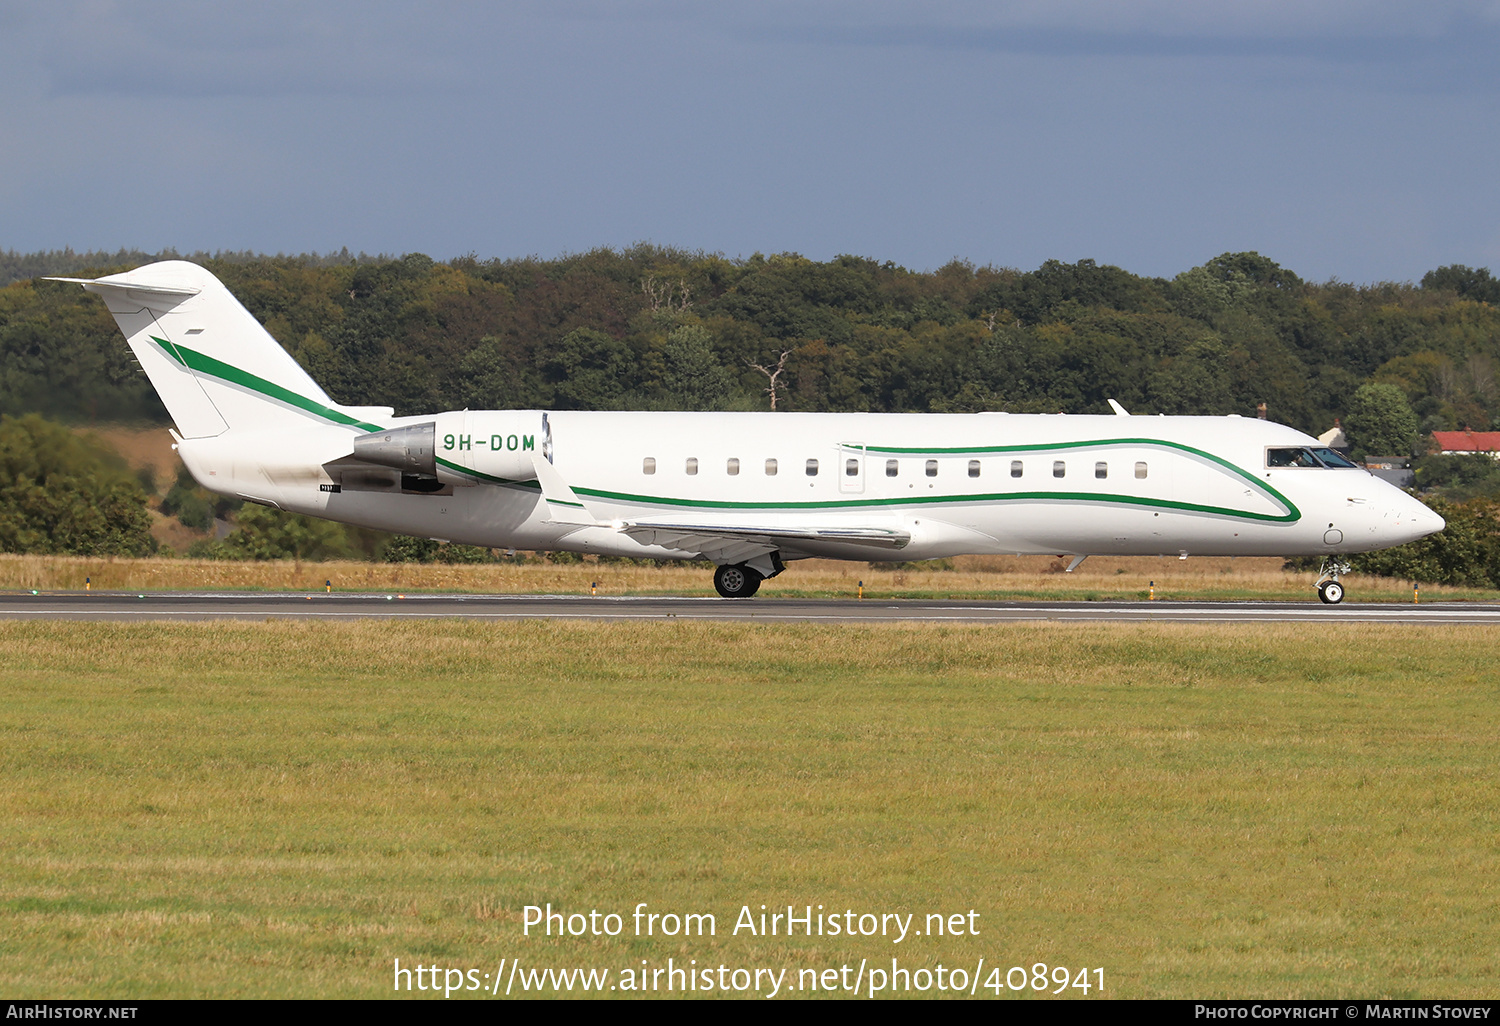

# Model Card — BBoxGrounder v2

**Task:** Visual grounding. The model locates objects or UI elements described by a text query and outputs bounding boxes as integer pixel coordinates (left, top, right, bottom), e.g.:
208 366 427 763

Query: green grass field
2 620 1497 999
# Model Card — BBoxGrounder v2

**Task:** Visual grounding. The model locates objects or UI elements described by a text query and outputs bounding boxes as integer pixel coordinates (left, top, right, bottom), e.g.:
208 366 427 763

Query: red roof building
1433 430 1500 455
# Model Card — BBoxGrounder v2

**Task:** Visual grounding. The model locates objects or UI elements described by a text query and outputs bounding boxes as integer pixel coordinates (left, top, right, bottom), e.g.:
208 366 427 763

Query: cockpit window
1310 447 1358 468
1266 447 1356 469
1267 448 1316 468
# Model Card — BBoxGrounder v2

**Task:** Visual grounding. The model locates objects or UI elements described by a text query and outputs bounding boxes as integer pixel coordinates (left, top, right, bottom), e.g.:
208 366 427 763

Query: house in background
1432 431 1500 459
1363 455 1415 488
1316 417 1415 486
1317 419 1349 453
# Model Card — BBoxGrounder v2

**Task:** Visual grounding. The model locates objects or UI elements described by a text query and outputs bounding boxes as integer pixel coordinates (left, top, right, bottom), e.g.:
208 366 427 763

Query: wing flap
620 521 911 553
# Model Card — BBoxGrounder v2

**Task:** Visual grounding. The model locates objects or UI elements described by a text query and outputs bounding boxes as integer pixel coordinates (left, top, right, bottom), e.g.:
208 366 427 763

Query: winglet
531 454 599 526
1107 399 1130 416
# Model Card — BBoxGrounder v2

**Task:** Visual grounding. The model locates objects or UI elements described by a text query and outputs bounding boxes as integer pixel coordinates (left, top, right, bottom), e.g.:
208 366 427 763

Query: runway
1 591 1498 624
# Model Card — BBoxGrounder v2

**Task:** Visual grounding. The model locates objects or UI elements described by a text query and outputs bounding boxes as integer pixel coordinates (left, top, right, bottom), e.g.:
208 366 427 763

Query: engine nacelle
429 410 550 485
345 411 550 488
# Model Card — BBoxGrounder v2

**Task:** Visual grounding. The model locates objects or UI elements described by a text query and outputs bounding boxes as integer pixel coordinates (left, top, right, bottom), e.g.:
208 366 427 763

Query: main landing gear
713 563 762 599
1316 559 1351 604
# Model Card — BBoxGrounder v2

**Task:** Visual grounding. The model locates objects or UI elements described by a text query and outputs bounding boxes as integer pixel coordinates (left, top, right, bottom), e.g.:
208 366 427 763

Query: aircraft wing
618 520 910 564
529 454 910 561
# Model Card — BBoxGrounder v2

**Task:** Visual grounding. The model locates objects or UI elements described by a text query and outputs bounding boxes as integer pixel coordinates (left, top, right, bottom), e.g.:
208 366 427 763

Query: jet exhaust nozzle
352 423 437 476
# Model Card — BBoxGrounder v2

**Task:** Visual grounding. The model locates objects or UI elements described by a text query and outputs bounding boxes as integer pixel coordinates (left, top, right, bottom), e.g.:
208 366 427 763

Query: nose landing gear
1316 559 1351 604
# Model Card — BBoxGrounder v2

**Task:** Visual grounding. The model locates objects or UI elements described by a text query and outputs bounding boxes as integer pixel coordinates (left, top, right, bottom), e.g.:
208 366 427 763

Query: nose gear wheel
1315 558 1350 604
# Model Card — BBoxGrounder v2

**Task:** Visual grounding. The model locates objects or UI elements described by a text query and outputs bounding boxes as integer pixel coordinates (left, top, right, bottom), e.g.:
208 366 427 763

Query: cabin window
968 460 981 478
886 459 899 477
845 458 859 477
685 457 698 475
1053 460 1066 478
1095 461 1107 479
727 457 740 476
806 458 819 476
925 459 938 477
765 458 778 476
642 457 656 475
1135 461 1148 479
1010 460 1023 478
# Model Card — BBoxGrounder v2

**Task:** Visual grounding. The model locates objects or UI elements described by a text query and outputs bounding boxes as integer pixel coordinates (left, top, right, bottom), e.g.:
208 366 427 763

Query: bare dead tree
641 275 692 313
1468 352 1496 404
748 350 792 410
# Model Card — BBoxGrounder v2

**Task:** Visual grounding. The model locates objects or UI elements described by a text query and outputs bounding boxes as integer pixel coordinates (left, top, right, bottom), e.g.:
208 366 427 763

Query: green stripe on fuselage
569 484 1300 523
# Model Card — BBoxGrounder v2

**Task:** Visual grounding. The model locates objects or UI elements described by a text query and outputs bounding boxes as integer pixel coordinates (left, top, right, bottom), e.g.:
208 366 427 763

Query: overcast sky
2 1 1497 282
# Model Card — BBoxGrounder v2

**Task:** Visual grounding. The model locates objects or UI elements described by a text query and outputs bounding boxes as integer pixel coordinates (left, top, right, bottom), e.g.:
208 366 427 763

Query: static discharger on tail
53 262 1445 603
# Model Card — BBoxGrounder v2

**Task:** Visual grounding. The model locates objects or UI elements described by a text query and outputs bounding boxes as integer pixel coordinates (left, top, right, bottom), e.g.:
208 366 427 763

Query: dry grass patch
1 553 1490 602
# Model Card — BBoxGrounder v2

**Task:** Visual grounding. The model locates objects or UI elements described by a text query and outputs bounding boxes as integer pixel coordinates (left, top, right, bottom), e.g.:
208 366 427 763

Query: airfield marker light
1414 583 1419 604
85 577 90 591
1149 580 1155 601
591 581 598 596
326 579 332 594
858 580 864 600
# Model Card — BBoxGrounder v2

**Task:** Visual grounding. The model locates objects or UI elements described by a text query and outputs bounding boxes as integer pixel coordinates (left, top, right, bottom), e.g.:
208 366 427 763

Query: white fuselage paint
177 410 1441 563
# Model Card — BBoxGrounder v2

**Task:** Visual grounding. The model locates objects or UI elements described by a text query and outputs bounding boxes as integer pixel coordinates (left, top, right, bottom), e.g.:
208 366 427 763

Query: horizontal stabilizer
45 275 201 298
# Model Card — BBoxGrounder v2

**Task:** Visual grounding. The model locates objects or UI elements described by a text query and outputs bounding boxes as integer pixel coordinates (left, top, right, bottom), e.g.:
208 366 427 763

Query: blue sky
2 1 1497 282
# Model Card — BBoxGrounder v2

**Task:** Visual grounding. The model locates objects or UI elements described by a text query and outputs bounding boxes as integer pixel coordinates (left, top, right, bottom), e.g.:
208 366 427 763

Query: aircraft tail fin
49 261 371 438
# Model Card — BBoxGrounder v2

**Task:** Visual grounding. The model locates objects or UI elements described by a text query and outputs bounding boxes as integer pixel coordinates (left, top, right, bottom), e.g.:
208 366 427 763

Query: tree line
3 246 1499 444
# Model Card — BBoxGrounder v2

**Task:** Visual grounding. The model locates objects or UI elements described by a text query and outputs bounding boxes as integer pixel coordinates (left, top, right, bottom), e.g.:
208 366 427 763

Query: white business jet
55 261 1444 602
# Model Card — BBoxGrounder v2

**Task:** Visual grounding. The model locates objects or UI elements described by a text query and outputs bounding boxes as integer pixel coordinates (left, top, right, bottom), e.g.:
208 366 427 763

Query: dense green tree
1148 338 1234 415
1413 454 1500 500
1344 382 1420 457
658 324 734 411
1421 265 1500 304
0 415 154 555
384 535 442 562
541 327 638 410
204 503 355 561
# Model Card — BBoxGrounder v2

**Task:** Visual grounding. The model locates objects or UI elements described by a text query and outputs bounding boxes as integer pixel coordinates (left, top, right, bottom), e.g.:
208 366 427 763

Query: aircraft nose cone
1391 502 1444 544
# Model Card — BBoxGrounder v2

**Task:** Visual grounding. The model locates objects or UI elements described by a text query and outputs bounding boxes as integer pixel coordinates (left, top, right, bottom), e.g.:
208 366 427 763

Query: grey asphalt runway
1 591 1497 624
